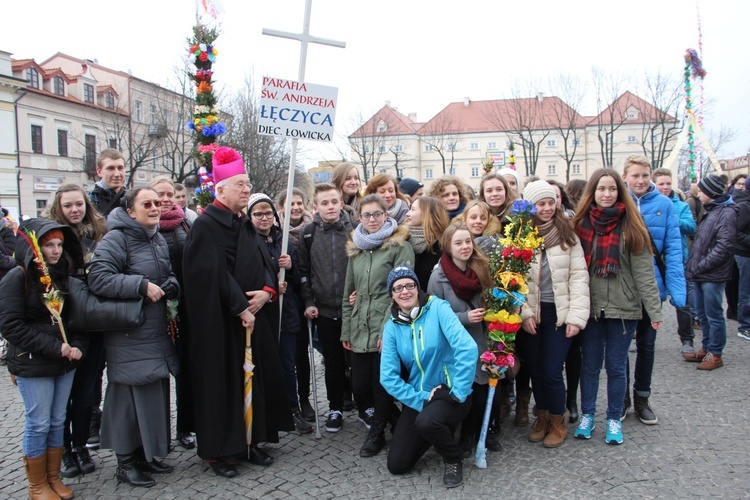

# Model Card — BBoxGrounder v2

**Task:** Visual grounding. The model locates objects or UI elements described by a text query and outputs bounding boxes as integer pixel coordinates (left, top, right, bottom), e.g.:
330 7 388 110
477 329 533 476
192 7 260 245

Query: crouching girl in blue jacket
380 266 477 489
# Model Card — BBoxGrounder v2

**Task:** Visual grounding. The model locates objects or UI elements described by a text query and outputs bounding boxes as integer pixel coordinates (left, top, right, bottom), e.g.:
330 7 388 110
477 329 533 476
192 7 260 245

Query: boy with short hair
652 168 697 352
298 183 355 432
684 175 738 369
622 155 686 425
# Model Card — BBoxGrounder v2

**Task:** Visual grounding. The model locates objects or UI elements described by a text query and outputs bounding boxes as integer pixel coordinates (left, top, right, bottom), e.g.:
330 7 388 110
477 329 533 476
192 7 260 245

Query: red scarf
439 253 482 301
159 205 186 231
576 202 625 277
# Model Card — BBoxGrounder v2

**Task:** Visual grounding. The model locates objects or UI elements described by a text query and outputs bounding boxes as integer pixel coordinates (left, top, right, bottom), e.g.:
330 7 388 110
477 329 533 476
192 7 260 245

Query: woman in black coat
88 187 180 488
0 218 86 499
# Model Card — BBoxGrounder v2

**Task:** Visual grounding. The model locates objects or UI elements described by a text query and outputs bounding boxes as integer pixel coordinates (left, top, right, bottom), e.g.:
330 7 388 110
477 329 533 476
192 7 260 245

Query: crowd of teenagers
1 147 748 496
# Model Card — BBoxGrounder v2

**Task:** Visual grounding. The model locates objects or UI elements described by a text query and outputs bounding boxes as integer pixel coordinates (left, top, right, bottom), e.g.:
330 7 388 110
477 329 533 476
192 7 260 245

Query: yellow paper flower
484 310 522 324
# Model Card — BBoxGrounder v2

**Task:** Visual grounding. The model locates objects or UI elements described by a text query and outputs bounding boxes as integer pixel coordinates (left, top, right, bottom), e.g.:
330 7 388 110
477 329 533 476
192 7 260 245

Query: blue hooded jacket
629 183 686 307
380 295 477 412
669 191 697 262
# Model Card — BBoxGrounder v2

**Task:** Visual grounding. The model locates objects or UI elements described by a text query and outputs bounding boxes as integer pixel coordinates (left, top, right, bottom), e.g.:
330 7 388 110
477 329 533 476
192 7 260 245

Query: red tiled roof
349 105 422 138
96 84 119 98
42 67 77 84
588 91 677 125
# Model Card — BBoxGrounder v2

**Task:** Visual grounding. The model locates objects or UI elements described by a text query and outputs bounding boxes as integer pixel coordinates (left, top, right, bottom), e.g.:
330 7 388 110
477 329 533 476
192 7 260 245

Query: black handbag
65 276 145 332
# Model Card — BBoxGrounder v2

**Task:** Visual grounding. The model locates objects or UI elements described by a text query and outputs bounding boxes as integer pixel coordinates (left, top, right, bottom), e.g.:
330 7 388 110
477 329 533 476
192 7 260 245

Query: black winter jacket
0 221 16 280
89 184 126 216
88 208 180 386
0 218 87 377
686 194 738 282
734 190 750 258
297 211 354 319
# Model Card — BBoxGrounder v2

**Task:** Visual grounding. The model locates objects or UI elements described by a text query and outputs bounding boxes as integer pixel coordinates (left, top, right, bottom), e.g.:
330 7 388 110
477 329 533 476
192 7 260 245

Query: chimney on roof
408 112 417 121
537 92 544 103
464 97 471 107
385 100 391 107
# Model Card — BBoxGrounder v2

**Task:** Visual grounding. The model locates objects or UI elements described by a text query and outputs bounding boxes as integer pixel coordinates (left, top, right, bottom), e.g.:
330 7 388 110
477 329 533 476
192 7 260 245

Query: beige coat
520 237 590 330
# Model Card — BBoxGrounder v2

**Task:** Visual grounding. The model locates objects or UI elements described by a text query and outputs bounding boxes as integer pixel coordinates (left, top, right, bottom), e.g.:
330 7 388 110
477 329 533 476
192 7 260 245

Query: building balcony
148 124 168 138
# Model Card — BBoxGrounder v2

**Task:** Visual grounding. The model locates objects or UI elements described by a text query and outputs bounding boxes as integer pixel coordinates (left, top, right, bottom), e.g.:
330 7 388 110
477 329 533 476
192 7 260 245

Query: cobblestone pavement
1 303 749 499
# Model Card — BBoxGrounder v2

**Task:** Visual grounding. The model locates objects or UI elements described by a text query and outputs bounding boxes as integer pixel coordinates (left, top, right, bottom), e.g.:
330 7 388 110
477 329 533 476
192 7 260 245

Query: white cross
262 0 346 356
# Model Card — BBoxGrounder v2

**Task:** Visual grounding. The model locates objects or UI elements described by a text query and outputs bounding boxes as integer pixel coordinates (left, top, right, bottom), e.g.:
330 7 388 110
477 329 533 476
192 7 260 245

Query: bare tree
547 74 586 181
591 67 632 168
632 70 683 170
389 142 412 179
222 75 307 198
346 108 395 182
420 110 461 175
483 80 551 176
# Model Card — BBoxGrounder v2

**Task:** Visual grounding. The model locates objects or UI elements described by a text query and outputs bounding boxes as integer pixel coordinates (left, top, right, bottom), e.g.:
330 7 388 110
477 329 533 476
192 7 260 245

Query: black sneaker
358 407 374 429
72 446 96 474
443 460 463 488
634 395 657 425
359 422 386 457
325 410 343 433
61 448 81 478
292 409 313 434
621 391 631 422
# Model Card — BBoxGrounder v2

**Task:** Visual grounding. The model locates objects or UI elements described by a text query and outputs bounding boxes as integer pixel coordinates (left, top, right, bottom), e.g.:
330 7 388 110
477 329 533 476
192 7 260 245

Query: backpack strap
302 222 317 254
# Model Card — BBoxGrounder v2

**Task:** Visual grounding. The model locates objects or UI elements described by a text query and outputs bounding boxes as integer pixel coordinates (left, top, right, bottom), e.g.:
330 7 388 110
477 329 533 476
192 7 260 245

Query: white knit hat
523 180 556 205
497 168 522 191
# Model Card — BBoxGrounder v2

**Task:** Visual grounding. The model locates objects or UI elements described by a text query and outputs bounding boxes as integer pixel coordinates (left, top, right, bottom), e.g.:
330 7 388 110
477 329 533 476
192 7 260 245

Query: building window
547 139 557 147
392 144 404 153
36 200 47 217
471 167 480 178
626 109 638 120
548 164 556 176
83 83 95 104
134 100 142 122
469 142 479 151
572 164 581 175
505 140 512 148
105 92 115 109
57 130 68 157
54 76 65 96
84 134 97 173
627 135 637 143
448 167 456 176
573 137 582 146
149 104 157 125
487 141 497 150
31 125 43 154
27 68 39 88
376 120 388 133
652 133 661 143
425 169 433 179
108 137 118 149
447 143 456 152
424 144 433 152
377 145 387 154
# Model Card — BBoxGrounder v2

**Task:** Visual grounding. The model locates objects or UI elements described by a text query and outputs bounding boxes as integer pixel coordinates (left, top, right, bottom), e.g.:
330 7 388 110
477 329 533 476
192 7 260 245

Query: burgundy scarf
440 253 482 301
159 205 186 231
576 202 625 277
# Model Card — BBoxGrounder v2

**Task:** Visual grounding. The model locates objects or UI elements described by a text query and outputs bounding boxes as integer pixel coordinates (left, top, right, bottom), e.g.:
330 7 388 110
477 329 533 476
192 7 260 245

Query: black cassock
183 203 293 460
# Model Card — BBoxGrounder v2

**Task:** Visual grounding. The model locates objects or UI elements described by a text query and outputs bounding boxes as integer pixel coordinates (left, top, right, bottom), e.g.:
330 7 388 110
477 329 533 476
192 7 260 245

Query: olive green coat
341 225 414 353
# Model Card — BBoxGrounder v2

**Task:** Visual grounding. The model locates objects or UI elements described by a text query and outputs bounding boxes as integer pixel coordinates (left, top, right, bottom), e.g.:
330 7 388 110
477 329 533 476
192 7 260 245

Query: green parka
341 225 414 353
587 235 662 323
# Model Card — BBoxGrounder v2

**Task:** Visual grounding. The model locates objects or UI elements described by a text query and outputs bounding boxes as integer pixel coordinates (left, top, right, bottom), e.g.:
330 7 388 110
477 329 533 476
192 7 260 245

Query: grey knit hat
697 174 725 199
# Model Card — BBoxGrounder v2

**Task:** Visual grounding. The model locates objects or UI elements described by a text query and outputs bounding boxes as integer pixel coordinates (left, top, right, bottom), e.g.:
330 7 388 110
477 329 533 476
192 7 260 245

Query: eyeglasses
141 200 162 209
231 182 253 190
360 211 385 220
251 211 274 220
392 282 417 294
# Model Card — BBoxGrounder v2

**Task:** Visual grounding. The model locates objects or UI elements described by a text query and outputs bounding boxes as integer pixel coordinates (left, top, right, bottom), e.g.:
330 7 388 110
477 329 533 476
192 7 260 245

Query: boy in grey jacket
298 183 355 433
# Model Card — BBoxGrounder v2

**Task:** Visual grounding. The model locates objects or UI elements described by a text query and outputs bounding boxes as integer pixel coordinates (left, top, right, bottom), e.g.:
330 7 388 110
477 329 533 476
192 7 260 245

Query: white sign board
258 76 337 143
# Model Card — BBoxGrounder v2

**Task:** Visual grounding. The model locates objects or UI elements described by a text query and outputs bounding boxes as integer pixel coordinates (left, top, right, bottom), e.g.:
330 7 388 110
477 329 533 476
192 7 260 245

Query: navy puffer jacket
87 208 180 386
686 194 738 282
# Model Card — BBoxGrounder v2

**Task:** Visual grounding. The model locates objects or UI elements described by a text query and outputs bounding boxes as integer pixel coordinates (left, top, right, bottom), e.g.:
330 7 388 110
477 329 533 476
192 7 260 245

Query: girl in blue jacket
380 266 477 488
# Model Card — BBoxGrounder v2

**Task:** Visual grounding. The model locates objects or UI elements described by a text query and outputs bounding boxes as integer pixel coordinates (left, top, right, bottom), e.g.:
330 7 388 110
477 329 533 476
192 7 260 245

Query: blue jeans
692 280 728 355
736 256 750 332
626 305 658 398
16 370 76 457
580 317 637 421
523 303 572 415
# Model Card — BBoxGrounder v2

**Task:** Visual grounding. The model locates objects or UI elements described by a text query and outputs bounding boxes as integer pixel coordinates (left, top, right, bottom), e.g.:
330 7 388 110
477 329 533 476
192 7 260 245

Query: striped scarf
577 202 625 277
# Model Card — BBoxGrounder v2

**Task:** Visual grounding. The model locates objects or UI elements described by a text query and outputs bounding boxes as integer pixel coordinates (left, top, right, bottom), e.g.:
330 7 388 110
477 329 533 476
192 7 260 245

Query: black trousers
387 397 472 474
64 336 104 448
316 316 345 411
350 351 392 422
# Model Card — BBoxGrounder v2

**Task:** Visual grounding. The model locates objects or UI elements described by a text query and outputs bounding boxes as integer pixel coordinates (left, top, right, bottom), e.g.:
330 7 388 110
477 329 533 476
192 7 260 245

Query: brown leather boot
527 409 549 442
23 454 61 500
683 348 706 362
543 413 568 448
697 353 723 370
515 389 532 427
46 448 74 499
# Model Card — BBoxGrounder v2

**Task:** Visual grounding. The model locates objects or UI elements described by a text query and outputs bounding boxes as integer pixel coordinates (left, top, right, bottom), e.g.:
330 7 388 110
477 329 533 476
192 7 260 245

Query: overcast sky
5 0 749 170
